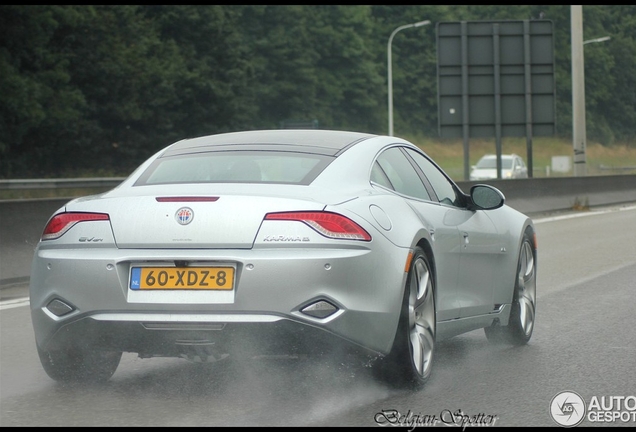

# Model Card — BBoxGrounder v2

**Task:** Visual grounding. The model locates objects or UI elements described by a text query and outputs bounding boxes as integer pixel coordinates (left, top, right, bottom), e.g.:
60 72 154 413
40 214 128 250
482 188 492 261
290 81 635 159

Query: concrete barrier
0 199 68 284
1 174 635 286
457 174 636 214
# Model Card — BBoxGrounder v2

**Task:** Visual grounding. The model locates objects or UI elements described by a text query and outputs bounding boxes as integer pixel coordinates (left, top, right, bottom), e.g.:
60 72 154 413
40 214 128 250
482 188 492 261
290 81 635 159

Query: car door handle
462 232 469 246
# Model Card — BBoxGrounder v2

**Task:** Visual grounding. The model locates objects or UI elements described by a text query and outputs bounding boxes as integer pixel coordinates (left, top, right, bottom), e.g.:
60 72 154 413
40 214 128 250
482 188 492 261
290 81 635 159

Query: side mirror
469 184 505 210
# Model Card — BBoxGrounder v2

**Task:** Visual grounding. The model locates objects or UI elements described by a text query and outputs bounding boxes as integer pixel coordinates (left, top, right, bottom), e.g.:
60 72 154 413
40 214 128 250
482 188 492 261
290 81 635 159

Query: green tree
596 5 636 142
143 6 259 136
0 6 91 177
1 5 635 178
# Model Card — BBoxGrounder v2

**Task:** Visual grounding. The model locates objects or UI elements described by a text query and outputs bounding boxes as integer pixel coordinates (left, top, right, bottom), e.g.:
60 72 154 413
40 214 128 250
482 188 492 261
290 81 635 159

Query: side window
371 161 393 189
405 148 462 207
373 147 431 201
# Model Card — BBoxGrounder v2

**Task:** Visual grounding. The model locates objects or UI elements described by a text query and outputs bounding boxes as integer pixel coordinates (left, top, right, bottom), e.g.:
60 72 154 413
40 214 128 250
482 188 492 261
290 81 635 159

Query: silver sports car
30 129 537 388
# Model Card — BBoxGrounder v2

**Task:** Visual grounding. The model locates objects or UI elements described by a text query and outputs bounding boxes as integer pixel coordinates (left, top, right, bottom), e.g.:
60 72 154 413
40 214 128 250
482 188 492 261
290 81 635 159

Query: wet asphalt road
1 204 635 427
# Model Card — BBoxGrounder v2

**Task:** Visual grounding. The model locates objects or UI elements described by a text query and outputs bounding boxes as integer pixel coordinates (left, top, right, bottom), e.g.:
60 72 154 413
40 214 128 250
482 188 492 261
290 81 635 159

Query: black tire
485 229 537 345
375 247 436 389
37 344 122 383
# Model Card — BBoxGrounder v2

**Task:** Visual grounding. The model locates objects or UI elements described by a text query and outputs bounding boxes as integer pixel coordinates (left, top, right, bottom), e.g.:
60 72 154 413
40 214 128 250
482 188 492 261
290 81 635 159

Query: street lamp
583 36 611 45
387 20 431 136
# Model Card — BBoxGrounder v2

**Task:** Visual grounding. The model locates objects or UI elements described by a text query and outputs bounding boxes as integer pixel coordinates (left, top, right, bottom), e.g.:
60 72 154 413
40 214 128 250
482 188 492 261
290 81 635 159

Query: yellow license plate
130 267 234 290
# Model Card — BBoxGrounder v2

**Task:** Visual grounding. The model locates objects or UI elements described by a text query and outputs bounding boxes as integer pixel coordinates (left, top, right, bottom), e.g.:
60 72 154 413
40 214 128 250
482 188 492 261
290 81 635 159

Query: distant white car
470 154 528 180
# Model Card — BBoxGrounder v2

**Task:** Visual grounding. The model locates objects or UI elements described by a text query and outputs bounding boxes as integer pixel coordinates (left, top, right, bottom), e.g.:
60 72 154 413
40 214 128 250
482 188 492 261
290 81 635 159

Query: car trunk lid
67 195 324 249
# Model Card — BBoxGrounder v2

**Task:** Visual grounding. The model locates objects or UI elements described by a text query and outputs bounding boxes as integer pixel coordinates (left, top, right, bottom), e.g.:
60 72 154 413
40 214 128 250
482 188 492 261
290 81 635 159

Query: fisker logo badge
175 207 194 225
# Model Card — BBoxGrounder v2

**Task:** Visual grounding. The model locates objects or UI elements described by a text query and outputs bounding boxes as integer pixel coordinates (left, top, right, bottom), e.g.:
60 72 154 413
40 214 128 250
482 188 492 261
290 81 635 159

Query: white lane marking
533 204 636 224
0 297 30 310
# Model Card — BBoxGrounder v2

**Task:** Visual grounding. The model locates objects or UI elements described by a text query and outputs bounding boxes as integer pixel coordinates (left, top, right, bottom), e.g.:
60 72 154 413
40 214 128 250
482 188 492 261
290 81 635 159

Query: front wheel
375 247 436 388
485 229 537 345
37 344 122 383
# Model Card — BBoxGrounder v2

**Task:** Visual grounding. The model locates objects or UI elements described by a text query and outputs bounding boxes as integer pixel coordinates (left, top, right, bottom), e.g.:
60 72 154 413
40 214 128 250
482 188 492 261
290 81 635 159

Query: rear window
134 151 333 186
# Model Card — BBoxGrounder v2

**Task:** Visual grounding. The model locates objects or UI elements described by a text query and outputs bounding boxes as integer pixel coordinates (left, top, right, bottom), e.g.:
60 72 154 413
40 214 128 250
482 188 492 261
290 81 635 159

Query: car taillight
42 212 109 240
264 211 371 241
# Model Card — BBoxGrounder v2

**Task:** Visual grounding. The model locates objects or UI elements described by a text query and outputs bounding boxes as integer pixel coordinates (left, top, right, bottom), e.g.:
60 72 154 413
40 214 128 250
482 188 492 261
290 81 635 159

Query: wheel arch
518 220 538 276
500 219 537 306
414 237 437 308
524 222 538 255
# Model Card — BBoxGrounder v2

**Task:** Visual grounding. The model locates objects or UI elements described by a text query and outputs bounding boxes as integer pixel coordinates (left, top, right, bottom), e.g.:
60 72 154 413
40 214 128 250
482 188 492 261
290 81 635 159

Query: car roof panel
162 130 376 157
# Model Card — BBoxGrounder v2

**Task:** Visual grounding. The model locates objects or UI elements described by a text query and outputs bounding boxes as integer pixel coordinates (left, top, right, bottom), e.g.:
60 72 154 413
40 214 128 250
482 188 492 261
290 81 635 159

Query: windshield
476 157 513 169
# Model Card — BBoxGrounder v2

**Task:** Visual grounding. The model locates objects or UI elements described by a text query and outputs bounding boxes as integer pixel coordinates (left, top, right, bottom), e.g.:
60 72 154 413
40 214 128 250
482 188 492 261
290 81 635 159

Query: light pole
571 6 611 177
571 6 586 176
572 34 610 177
387 20 431 136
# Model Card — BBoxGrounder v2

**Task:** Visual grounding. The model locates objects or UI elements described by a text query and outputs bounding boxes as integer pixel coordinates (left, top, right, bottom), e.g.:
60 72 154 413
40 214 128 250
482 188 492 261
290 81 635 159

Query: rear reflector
156 197 219 202
264 211 371 241
301 300 339 318
42 212 109 240
46 299 75 317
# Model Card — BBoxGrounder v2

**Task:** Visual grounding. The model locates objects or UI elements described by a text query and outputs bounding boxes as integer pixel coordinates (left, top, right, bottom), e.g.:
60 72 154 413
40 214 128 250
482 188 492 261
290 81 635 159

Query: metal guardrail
599 164 636 171
0 178 126 190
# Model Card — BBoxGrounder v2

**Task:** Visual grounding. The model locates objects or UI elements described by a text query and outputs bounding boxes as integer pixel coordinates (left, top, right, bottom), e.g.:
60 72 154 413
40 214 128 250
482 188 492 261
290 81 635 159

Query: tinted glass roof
162 130 376 157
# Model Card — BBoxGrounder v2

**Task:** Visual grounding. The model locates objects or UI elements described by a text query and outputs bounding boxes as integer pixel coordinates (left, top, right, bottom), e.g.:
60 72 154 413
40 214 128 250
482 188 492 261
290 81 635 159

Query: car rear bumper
30 244 410 357
29 313 379 360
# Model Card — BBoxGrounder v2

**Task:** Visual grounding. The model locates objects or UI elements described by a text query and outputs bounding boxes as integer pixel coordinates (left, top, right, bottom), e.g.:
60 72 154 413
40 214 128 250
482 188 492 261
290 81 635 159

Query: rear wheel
375 247 436 388
37 344 122 383
485 230 536 345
